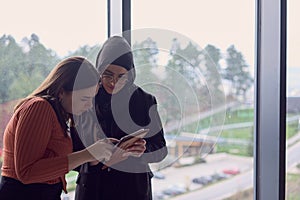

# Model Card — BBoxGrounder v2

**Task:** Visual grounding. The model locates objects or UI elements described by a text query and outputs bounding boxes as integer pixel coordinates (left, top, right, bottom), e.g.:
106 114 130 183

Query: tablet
116 128 149 148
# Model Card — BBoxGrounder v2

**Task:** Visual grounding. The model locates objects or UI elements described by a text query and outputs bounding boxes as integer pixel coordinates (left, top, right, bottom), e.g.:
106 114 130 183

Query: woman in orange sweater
0 56 113 200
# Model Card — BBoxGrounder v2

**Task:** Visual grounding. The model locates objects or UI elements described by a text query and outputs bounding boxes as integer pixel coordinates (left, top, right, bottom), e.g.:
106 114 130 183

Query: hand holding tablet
101 128 149 169
115 128 149 149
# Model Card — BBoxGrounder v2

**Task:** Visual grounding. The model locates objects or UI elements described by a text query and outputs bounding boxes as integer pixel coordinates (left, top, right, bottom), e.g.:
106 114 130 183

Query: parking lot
65 153 252 200
151 153 253 199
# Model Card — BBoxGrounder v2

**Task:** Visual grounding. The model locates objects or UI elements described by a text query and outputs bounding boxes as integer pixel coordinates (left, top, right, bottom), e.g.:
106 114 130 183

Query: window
131 1 255 199
0 0 291 199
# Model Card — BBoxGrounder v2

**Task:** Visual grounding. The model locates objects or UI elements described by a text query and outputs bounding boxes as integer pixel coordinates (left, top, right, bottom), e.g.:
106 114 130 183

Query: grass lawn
179 108 300 157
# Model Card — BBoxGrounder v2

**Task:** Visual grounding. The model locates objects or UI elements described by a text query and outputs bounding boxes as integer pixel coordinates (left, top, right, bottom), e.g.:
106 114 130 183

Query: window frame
254 0 287 199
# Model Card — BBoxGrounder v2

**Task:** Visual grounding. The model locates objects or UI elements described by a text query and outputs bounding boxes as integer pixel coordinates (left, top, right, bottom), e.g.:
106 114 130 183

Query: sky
0 0 107 56
132 0 255 68
0 0 299 69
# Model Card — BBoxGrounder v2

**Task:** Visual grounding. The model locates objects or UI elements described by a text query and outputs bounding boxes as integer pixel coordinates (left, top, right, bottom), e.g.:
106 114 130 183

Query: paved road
171 170 253 200
171 139 300 200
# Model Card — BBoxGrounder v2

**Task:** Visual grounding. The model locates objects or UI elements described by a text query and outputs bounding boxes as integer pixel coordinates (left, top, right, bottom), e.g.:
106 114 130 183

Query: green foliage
220 127 252 140
0 34 60 102
223 45 253 100
202 44 224 106
133 37 158 67
182 107 298 157
287 121 299 138
133 37 160 85
283 173 300 200
0 34 253 107
247 126 254 156
67 44 101 65
0 34 102 150
216 144 252 157
0 34 253 138
225 108 254 124
166 39 202 84
162 39 205 122
0 34 102 103
0 35 24 102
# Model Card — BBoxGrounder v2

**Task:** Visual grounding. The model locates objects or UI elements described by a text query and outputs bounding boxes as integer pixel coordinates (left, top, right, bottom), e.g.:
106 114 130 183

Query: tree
202 44 224 107
0 35 24 103
132 38 175 125
132 37 159 84
223 45 253 100
9 34 60 100
162 39 205 125
26 34 58 76
68 44 101 65
133 37 158 66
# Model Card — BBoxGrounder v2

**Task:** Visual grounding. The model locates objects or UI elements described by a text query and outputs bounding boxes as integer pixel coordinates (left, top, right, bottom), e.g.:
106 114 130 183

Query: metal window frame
107 0 131 44
255 0 286 199
107 0 122 37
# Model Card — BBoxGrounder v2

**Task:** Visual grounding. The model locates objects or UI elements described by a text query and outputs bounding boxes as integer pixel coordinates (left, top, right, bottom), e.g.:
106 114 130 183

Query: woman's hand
89 138 119 166
68 139 114 170
101 138 146 170
107 137 120 145
124 138 146 157
101 144 129 169
86 139 114 162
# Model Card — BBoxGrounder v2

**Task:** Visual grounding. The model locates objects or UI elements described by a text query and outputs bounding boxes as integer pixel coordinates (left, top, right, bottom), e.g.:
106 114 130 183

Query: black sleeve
139 96 168 163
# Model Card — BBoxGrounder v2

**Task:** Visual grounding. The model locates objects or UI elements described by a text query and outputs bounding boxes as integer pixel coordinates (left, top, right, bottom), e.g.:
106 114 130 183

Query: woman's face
101 64 128 94
59 84 99 115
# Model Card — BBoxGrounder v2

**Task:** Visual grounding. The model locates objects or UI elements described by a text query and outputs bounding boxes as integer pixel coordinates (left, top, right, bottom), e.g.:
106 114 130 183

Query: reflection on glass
132 0 254 199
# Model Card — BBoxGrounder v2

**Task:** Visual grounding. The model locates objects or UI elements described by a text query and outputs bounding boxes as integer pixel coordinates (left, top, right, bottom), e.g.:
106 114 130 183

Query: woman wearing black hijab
73 36 168 200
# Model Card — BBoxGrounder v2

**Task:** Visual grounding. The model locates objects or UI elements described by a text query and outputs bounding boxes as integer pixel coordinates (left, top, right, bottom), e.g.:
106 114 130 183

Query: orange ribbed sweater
1 97 72 192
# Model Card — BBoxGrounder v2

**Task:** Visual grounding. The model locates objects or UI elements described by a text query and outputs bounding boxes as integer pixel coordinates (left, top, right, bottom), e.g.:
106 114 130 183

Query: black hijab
95 36 137 138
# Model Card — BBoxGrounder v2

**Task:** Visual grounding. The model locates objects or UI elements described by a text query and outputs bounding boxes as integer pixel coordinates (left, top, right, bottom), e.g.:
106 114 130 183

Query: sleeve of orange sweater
14 99 69 184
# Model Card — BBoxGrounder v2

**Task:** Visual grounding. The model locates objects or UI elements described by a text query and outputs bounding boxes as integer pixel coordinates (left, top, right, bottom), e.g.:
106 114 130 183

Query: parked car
211 172 229 181
153 191 167 200
222 167 240 175
162 185 186 196
192 175 213 185
153 171 166 179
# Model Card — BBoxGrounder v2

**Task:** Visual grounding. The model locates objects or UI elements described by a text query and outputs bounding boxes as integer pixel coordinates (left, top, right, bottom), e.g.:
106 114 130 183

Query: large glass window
286 0 300 199
131 1 255 199
3 0 291 199
0 0 107 198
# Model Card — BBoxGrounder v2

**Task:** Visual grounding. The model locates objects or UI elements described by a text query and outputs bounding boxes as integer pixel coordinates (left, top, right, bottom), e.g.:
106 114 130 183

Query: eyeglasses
101 73 128 84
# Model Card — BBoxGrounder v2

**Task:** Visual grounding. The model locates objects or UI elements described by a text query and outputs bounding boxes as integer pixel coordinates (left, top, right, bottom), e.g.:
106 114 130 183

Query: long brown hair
14 56 99 135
